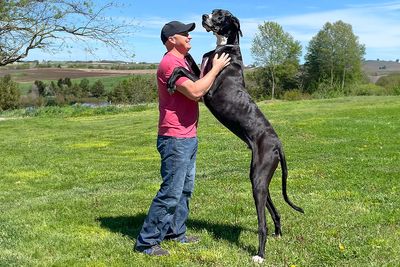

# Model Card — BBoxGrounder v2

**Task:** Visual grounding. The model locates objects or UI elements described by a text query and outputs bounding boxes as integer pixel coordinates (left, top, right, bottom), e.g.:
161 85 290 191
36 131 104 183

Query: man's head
161 21 195 53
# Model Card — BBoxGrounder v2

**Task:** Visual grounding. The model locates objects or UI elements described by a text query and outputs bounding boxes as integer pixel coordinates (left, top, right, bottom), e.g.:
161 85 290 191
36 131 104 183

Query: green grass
1 96 399 266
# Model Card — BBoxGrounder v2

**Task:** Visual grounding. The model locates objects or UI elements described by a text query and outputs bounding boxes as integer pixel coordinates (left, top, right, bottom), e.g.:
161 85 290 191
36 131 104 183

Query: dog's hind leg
264 147 282 238
251 176 268 262
250 145 280 262
250 149 267 262
267 191 282 237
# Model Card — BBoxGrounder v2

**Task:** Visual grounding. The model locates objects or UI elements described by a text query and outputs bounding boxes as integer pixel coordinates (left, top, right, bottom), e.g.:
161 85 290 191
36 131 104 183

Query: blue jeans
135 136 198 250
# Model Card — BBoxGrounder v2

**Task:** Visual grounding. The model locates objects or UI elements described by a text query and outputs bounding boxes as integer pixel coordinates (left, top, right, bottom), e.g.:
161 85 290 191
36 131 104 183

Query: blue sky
26 0 400 65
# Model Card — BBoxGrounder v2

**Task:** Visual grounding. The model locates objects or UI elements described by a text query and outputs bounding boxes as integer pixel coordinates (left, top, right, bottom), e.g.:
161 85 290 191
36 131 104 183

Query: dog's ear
231 16 243 37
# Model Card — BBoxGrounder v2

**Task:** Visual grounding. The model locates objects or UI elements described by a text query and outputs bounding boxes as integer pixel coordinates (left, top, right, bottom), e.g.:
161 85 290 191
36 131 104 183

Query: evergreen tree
0 75 20 110
90 80 105 98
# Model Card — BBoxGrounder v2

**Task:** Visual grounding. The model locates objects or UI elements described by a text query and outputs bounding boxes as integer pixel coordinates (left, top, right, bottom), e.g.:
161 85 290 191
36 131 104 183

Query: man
134 21 230 256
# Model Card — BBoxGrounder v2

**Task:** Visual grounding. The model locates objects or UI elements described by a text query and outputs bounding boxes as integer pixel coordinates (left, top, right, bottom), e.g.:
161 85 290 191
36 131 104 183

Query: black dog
168 9 304 263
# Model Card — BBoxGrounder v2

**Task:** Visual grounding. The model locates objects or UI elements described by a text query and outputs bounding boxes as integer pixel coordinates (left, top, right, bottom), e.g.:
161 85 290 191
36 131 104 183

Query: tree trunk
341 67 346 91
271 71 275 100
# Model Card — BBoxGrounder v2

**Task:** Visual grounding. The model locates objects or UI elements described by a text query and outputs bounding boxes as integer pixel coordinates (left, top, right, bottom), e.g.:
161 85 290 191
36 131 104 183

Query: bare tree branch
0 0 137 66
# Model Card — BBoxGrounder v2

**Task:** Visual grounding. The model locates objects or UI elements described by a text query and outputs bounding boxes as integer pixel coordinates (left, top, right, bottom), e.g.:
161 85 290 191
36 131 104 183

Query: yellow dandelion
339 243 345 252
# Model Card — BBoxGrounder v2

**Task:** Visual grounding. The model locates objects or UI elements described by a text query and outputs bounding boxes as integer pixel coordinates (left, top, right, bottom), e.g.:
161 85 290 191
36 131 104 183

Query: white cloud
241 2 400 52
26 2 400 63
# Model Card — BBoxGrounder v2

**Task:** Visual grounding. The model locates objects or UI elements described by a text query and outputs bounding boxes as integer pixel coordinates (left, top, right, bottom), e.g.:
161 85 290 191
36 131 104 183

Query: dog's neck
215 33 228 46
214 32 240 46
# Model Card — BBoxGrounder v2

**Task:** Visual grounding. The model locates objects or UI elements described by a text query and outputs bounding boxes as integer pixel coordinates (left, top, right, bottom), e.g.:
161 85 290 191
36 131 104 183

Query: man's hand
176 52 231 101
212 52 231 73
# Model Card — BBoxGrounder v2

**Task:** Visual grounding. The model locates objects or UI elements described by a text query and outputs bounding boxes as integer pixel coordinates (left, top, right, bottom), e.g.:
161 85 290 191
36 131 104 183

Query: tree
251 21 302 99
0 75 20 110
304 20 365 92
108 75 157 104
34 80 47 96
90 80 105 98
0 0 136 66
57 77 72 89
79 78 90 96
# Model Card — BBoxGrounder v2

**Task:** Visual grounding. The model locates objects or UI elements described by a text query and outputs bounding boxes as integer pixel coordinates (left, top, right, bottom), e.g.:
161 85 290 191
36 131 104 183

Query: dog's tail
278 146 304 213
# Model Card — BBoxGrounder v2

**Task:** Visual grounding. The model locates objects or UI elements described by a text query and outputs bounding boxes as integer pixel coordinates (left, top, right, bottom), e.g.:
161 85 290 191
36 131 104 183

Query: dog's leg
251 174 268 263
168 67 199 93
267 192 282 237
251 142 281 263
249 150 268 262
263 146 281 238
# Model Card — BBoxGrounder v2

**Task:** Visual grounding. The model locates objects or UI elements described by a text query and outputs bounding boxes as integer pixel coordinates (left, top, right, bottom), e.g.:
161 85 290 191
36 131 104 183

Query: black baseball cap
161 21 196 44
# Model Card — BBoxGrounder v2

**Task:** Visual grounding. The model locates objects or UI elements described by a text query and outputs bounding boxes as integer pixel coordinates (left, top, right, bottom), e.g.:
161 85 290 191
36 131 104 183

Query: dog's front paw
252 255 264 264
167 85 177 95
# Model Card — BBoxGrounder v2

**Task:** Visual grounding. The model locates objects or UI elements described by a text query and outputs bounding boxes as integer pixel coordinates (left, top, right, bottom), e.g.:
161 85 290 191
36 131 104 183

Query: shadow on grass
97 213 256 255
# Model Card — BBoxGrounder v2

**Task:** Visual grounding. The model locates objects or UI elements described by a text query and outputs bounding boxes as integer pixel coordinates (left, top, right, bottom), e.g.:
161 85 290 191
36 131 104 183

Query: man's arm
176 53 230 101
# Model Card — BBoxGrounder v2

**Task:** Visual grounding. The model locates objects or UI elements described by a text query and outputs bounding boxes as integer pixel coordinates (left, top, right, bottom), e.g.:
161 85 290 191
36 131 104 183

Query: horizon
23 0 400 65
13 58 400 66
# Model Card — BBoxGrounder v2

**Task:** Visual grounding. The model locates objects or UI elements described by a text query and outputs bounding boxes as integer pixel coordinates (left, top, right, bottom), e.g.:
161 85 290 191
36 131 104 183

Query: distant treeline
1 61 157 70
1 71 400 112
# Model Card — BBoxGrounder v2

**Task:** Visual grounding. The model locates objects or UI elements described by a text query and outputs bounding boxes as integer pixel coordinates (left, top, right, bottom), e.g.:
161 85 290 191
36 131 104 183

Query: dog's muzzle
202 14 213 32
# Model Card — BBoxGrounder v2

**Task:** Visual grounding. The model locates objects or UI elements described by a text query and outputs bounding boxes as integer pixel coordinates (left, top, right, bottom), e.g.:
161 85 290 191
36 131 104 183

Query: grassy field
0 67 156 94
1 96 399 266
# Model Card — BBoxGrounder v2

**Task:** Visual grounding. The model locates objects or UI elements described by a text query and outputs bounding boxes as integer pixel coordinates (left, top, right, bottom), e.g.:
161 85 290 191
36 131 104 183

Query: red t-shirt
157 52 199 137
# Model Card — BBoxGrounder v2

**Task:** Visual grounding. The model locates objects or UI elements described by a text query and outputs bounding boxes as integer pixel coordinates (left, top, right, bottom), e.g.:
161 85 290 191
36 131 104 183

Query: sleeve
165 59 190 94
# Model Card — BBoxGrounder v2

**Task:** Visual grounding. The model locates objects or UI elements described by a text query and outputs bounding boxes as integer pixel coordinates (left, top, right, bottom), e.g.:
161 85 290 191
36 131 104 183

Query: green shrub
57 77 72 88
282 89 311 101
244 71 268 100
108 83 128 103
376 74 400 95
349 83 389 96
108 75 157 104
311 81 345 99
90 80 106 97
34 80 47 96
0 75 20 111
79 78 90 96
19 95 45 108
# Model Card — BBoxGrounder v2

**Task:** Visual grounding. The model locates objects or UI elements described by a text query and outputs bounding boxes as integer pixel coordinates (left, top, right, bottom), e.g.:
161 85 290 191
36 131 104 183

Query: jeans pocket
157 136 170 155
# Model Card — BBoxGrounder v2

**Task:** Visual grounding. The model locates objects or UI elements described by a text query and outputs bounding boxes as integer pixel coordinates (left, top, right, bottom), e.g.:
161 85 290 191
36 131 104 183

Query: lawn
0 96 399 266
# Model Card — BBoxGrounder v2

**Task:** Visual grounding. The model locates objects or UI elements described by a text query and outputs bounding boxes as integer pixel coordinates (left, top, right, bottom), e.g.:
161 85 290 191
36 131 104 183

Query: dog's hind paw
272 233 282 239
252 255 264 264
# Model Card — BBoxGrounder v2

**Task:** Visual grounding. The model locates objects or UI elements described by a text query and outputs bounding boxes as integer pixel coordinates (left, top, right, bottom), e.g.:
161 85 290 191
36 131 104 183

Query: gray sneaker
139 245 170 256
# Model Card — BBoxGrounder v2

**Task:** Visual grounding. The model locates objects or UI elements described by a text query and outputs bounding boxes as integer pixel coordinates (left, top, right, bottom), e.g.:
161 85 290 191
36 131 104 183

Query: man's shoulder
161 53 186 65
158 53 186 76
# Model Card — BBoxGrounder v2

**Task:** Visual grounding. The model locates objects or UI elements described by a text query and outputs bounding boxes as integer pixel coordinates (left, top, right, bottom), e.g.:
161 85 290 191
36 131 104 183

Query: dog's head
202 9 242 45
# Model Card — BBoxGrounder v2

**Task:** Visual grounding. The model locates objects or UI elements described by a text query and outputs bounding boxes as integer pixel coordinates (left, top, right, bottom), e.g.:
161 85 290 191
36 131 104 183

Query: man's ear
168 36 176 44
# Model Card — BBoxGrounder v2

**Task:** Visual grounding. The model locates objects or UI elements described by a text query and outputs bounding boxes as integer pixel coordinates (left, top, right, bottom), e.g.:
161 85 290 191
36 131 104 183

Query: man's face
169 31 192 52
